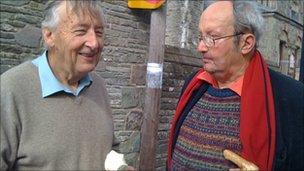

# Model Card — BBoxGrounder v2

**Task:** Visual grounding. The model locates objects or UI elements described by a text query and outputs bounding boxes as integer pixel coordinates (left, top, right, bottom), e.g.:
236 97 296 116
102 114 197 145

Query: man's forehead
202 1 233 21
205 1 233 12
58 6 103 27
65 15 104 30
58 1 101 20
199 1 234 32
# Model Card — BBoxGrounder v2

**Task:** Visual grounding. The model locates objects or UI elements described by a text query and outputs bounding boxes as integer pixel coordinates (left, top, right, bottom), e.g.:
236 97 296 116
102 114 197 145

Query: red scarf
167 50 276 170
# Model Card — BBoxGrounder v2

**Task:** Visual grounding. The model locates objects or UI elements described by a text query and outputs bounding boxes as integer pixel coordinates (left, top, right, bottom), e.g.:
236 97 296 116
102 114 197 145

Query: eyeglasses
198 32 244 48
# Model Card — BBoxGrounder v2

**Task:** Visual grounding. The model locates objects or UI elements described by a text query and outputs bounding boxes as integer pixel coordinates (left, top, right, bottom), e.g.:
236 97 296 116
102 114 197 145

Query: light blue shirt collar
32 51 92 97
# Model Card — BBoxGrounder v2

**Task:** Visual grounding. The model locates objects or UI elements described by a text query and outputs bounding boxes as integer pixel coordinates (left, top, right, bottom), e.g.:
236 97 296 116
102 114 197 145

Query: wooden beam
139 4 167 170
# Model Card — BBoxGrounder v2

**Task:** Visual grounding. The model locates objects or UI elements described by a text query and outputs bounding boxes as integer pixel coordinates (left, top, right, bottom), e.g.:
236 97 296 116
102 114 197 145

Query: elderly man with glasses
167 1 304 171
1 1 134 170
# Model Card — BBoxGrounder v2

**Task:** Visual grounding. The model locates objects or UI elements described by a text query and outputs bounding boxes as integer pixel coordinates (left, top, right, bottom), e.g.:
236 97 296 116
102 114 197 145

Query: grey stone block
0 0 30 6
126 110 143 130
119 131 140 153
121 87 139 108
130 64 146 85
15 25 41 48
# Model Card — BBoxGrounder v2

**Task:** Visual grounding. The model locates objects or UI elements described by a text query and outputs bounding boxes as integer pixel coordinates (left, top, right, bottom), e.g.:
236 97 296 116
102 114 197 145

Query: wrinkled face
47 3 104 77
198 1 243 77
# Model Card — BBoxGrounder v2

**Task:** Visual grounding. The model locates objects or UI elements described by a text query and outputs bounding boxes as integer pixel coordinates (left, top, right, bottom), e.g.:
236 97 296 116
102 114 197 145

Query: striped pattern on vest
172 86 242 170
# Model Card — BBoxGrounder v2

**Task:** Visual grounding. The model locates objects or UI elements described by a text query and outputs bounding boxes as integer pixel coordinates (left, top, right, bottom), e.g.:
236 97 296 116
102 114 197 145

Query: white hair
41 0 107 48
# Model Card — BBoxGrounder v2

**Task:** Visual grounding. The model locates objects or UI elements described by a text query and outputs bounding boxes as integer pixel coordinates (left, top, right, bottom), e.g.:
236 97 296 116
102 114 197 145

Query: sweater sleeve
1 76 21 171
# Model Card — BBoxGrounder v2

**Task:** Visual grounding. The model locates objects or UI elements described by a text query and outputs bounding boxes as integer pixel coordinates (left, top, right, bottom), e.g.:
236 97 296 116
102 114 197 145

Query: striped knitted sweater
172 86 242 170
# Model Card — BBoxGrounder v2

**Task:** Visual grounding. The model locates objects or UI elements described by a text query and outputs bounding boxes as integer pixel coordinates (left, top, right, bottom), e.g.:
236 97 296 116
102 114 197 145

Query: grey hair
232 1 264 47
204 0 264 47
42 0 106 30
41 1 106 48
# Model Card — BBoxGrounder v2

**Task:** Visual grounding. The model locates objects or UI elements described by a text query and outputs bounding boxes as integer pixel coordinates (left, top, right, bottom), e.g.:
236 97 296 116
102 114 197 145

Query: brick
15 25 41 48
121 87 139 108
130 64 146 85
125 110 143 130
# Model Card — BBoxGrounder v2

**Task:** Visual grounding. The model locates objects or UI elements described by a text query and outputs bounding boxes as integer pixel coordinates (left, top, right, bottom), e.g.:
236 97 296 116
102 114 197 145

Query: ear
239 33 255 55
42 28 55 48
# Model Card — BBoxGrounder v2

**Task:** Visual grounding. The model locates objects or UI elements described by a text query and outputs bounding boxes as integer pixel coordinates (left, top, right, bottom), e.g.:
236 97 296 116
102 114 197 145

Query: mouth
79 52 96 58
202 56 212 63
78 52 99 62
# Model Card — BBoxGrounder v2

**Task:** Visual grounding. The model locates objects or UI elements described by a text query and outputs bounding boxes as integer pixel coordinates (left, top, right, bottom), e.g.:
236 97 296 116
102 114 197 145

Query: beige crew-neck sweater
1 61 114 170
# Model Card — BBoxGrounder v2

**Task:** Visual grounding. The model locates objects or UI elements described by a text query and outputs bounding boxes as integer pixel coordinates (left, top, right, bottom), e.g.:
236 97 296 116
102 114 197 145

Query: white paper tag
104 150 127 170
147 63 163 89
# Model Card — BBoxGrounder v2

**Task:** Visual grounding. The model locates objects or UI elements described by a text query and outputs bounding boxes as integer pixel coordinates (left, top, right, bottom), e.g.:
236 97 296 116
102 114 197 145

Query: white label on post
147 63 163 89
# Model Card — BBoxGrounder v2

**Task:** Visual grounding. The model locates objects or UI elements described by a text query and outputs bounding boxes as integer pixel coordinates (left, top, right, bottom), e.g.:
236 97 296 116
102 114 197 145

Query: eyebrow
199 31 214 36
72 23 103 30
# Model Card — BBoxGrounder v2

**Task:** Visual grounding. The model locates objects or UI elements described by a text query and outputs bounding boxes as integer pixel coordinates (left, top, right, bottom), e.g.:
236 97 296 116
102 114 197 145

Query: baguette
223 149 259 171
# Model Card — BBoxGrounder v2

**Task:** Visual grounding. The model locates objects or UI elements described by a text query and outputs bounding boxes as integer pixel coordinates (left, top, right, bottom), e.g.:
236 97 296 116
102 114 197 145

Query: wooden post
139 4 167 170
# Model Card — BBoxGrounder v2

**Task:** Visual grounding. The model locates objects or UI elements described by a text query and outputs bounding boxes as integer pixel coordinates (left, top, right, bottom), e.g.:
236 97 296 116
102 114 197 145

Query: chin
203 65 214 73
79 65 96 74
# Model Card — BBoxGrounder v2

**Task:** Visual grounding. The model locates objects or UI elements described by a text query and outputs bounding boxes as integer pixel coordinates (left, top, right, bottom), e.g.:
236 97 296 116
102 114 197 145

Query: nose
197 40 208 53
85 30 100 50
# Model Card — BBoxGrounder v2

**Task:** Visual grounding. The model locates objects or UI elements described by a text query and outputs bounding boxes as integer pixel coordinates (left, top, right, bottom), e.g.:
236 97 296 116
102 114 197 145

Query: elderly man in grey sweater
1 1 132 170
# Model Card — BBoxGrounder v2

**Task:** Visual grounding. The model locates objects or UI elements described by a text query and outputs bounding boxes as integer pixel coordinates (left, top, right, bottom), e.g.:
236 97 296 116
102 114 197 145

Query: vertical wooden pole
139 4 166 170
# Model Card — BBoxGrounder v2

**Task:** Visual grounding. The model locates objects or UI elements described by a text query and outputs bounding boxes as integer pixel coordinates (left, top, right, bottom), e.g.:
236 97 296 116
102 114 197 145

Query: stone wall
165 0 203 51
260 13 303 79
258 0 303 79
0 0 45 73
